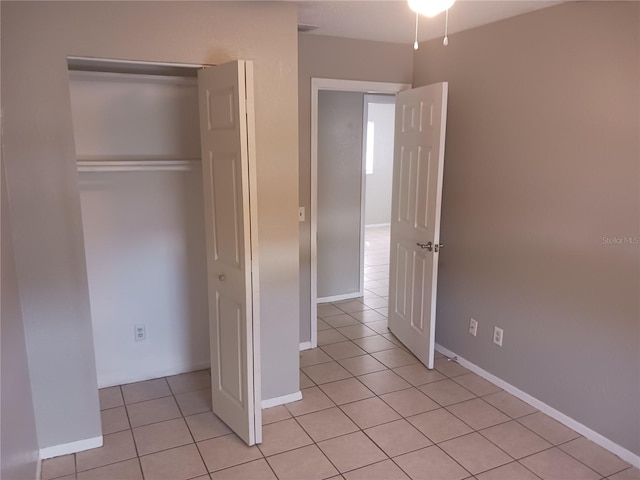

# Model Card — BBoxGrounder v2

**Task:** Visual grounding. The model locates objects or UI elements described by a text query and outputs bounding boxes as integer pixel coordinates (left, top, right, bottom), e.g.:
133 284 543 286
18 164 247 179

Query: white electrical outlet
493 326 503 346
469 318 478 337
134 324 146 342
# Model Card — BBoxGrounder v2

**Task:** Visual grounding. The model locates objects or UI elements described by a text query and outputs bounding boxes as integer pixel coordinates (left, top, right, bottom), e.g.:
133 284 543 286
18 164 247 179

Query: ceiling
297 0 563 45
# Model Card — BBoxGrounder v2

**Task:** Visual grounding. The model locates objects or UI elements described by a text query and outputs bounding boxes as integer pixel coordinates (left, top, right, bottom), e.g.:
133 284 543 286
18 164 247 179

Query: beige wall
1 153 40 480
1 1 299 449
298 34 413 341
1 11 40 476
414 2 640 455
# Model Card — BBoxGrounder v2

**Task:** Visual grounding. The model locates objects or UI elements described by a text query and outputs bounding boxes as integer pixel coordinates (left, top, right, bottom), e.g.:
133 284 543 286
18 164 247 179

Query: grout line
121 392 174 407
535 439 617 478
433 367 612 478
475 459 544 479
288 410 346 476
288 237 417 476
309 320 594 478
274 385 351 476
98 227 614 480
260 450 281 479
122 380 216 478
419 443 475 479
168 378 209 478
121 387 140 477
72 458 143 479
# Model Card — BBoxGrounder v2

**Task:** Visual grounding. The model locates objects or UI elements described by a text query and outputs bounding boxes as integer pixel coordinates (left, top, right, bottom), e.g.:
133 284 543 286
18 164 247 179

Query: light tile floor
41 226 639 480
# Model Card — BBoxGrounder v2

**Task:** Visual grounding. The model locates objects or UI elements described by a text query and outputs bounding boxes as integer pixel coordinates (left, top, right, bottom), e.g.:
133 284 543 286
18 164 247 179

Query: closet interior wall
69 68 210 388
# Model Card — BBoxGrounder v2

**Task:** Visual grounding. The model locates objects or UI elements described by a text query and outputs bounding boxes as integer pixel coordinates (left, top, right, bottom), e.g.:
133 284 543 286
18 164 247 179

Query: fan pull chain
443 9 449 46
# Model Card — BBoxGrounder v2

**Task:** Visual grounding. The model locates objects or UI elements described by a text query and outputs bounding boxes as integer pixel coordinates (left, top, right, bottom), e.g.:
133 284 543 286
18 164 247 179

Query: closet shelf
76 157 201 172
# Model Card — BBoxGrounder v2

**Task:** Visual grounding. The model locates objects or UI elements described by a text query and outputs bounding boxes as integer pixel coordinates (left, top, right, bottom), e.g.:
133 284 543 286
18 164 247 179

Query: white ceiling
297 0 563 45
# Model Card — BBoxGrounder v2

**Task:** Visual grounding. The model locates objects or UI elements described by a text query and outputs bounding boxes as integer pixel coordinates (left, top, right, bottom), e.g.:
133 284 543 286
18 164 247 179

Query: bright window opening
365 120 375 175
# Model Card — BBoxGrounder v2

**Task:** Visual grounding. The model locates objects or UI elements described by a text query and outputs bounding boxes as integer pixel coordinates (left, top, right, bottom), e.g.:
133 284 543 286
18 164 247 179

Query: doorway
310 78 410 348
315 92 395 304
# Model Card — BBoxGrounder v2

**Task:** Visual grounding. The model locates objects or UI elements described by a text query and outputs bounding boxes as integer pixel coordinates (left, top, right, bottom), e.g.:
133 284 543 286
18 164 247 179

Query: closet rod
77 160 200 173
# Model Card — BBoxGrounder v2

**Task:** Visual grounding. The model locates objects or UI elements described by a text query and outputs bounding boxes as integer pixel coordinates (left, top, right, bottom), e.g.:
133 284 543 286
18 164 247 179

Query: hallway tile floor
41 227 638 480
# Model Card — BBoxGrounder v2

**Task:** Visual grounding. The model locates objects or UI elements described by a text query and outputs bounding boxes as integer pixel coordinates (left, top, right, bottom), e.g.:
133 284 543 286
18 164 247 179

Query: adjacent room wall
317 90 365 299
414 1 640 455
0 9 40 474
1 1 299 451
1 165 40 480
298 34 413 342
364 97 396 226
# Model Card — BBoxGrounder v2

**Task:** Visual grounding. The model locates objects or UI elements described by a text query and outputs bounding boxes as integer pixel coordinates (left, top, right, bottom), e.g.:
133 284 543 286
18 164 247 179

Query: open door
388 82 448 369
198 60 261 445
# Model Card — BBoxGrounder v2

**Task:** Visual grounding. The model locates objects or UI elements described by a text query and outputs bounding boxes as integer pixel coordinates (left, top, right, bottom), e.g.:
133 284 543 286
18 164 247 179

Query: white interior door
388 82 448 369
198 60 261 445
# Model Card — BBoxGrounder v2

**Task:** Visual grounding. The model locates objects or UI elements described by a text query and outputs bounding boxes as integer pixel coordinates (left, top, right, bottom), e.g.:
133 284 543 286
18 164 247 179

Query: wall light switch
298 207 305 222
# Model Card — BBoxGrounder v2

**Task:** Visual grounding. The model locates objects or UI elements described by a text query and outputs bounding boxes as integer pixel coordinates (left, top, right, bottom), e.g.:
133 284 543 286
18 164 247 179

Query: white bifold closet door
74 59 261 446
198 60 261 446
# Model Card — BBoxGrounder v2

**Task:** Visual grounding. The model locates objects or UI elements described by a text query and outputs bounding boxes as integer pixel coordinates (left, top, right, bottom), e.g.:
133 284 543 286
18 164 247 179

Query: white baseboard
435 343 640 469
98 361 211 389
40 436 103 460
35 454 42 480
261 391 302 409
318 292 363 303
299 341 312 351
365 223 391 228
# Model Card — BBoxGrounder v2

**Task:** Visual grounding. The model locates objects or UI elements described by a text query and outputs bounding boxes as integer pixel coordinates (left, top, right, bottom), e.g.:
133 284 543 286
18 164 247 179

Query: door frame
310 78 410 348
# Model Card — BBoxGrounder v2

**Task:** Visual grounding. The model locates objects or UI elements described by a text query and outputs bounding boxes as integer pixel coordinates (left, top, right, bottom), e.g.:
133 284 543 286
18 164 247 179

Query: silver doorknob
218 274 226 282
434 243 445 253
417 242 433 251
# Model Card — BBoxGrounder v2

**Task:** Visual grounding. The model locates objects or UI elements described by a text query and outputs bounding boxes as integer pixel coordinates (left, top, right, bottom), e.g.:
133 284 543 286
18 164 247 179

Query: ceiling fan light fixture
408 0 455 18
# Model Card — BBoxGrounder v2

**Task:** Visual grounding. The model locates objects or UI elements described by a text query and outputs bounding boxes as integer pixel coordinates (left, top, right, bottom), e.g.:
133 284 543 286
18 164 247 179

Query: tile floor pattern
41 226 639 480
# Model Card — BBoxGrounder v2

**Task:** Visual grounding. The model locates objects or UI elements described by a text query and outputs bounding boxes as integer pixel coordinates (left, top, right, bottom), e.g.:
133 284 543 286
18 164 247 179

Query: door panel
398 147 414 223
415 147 432 231
216 292 243 405
394 243 410 319
411 252 425 332
198 60 261 445
388 83 448 369
210 154 241 266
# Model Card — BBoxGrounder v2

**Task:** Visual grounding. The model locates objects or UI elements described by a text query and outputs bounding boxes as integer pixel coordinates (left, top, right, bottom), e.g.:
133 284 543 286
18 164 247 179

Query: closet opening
68 58 210 390
68 57 263 446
